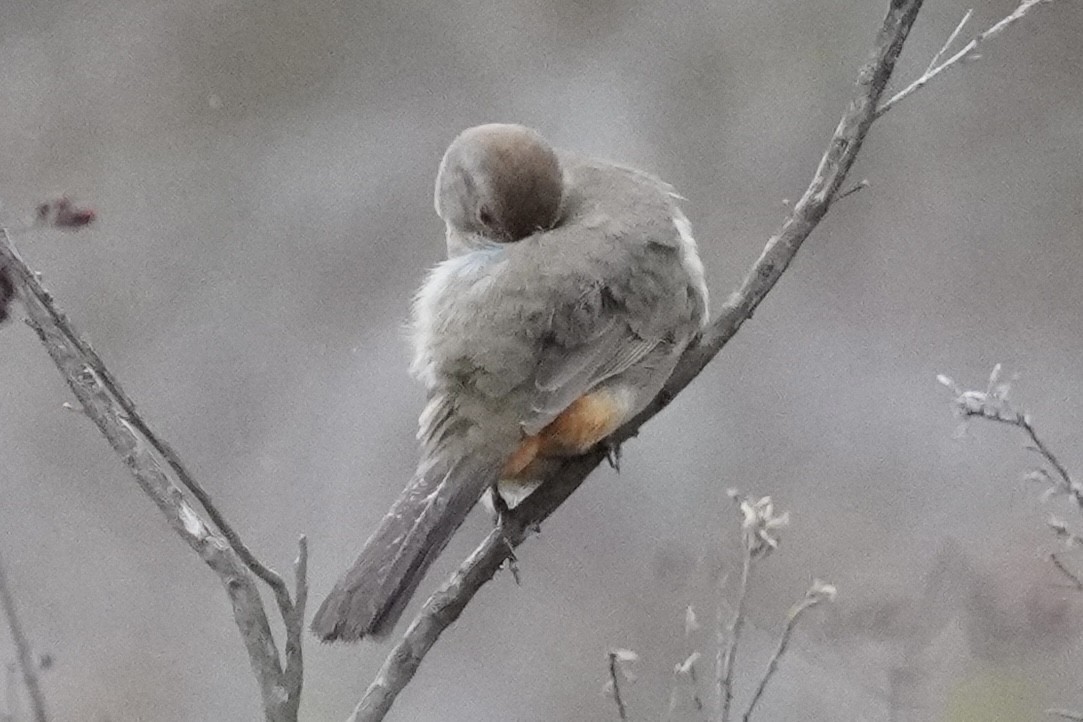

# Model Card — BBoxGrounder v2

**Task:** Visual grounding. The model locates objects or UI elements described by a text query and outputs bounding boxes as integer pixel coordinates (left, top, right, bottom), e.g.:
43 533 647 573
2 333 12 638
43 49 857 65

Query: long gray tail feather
311 452 503 642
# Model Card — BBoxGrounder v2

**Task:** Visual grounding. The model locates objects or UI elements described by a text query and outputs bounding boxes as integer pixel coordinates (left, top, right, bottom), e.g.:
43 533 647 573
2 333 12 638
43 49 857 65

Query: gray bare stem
718 536 754 722
666 650 705 721
1048 710 1083 721
742 597 821 721
965 405 1080 509
0 550 48 722
2 663 15 722
283 536 310 710
1020 417 1078 505
689 662 705 713
924 10 972 73
0 229 304 722
349 1 925 719
608 652 628 720
1050 553 1083 591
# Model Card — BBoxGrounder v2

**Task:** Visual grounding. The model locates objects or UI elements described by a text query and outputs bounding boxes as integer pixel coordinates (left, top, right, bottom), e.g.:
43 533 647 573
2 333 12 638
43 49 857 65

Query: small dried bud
808 578 838 602
684 605 700 636
739 495 791 553
675 652 701 676
937 373 962 395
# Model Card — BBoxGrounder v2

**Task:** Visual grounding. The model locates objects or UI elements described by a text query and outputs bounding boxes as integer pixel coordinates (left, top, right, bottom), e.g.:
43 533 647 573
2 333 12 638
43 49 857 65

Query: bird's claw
604 440 623 472
489 485 523 584
489 485 511 526
502 535 521 585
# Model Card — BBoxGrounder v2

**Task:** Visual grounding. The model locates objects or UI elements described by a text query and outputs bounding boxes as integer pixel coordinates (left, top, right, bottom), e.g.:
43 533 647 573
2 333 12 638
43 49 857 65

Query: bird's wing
509 158 706 434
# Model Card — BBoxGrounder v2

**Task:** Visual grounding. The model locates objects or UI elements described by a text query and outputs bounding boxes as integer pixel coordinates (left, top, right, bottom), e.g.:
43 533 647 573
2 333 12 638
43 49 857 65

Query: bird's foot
488 488 522 584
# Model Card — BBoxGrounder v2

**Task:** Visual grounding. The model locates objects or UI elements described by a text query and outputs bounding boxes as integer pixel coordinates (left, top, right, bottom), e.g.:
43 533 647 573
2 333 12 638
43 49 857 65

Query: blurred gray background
1 0 1082 720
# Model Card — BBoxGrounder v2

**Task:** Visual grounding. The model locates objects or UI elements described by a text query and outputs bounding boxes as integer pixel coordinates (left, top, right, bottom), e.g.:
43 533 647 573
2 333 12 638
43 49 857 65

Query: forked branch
0 229 308 722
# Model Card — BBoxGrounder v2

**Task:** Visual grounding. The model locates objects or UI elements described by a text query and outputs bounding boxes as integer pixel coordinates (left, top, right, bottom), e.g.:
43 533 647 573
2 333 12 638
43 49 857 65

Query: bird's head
435 123 564 247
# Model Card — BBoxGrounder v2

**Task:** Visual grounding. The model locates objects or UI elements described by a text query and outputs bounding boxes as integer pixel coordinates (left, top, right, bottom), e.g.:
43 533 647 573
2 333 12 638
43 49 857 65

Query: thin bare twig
925 9 973 74
0 550 47 722
834 179 870 202
1050 553 1083 591
742 581 836 721
717 494 791 722
713 494 790 721
667 612 705 721
669 667 706 722
1048 710 1083 721
942 367 1080 510
688 662 705 714
0 229 307 722
877 0 1059 117
1021 422 1078 507
607 651 628 721
718 535 754 722
1 663 15 722
942 371 1083 721
350 2 927 718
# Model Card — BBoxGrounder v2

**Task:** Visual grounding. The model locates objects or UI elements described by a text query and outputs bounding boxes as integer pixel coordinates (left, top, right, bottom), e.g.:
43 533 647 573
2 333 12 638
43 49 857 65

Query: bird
311 123 709 642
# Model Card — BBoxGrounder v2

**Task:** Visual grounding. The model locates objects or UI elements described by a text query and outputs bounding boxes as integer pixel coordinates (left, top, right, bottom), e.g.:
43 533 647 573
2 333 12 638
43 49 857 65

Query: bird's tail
311 450 503 642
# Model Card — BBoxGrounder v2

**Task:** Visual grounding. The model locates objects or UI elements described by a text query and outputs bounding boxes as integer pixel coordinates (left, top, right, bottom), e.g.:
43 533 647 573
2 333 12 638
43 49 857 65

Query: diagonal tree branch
349 0 925 719
0 229 307 722
0 549 48 722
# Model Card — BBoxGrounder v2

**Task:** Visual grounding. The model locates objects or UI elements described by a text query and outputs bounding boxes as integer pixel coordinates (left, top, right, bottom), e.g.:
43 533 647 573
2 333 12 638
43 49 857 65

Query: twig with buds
940 366 1083 722
877 0 1060 117
717 493 789 722
939 365 1083 526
